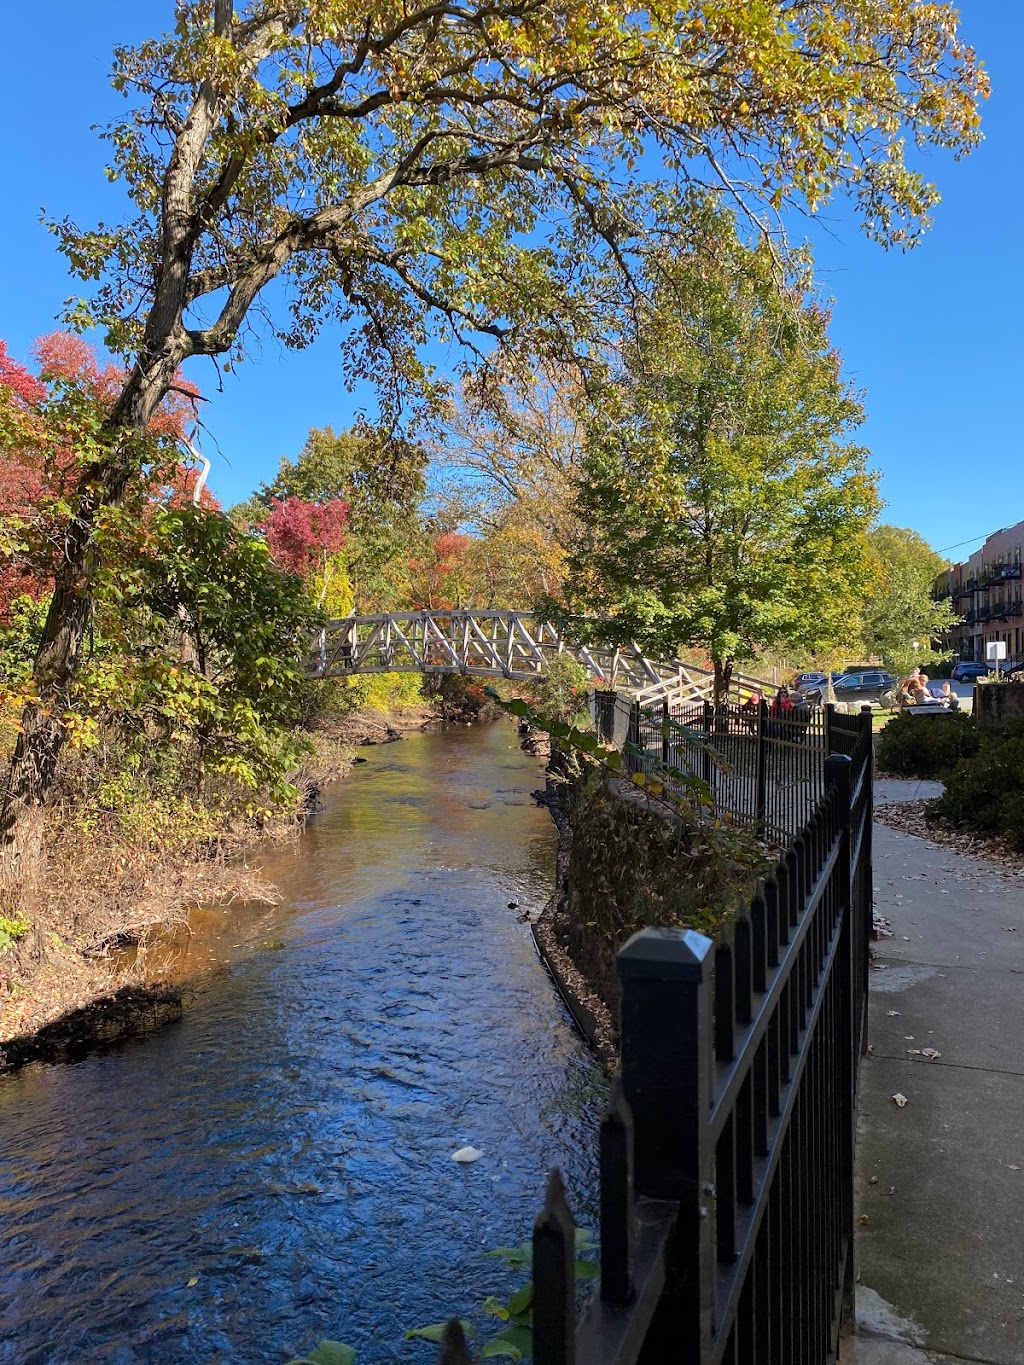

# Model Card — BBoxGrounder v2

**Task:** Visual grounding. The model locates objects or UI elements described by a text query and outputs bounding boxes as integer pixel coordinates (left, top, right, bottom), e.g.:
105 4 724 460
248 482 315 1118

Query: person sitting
910 671 931 704
940 682 961 711
770 685 794 719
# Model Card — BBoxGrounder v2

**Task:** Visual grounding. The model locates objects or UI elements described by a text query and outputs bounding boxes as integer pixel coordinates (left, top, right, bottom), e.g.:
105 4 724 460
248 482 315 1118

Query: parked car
950 661 991 681
804 670 897 707
791 670 845 693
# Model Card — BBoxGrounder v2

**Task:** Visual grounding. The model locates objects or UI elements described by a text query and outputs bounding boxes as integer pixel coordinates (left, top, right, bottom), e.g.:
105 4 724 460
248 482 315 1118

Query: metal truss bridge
309 609 768 706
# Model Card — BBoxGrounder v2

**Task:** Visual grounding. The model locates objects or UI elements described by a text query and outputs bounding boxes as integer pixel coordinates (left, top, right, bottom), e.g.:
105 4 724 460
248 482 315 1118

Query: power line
936 530 1000 555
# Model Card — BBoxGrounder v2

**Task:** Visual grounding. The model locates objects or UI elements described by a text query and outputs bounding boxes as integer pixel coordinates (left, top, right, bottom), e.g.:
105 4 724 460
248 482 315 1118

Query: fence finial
437 1318 472 1365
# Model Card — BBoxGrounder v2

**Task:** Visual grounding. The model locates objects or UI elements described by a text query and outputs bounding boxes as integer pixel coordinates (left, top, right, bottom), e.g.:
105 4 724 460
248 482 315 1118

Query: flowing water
0 724 603 1364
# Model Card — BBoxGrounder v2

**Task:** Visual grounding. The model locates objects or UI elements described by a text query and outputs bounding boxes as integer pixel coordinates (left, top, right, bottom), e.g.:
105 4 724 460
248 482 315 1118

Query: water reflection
0 724 603 1363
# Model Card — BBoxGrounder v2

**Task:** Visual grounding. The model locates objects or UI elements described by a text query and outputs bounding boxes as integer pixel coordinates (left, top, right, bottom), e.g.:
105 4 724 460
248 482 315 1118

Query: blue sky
0 3 1020 558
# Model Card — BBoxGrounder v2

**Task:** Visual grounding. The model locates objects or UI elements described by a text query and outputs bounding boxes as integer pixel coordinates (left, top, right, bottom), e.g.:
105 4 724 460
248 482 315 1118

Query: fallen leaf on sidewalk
886 1010 900 1017
868 1176 879 1185
892 1093 908 1108
921 1048 941 1060
856 1215 870 1226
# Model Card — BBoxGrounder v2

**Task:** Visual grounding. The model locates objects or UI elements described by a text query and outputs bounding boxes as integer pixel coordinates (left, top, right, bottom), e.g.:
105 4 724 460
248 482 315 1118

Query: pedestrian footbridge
308 609 768 706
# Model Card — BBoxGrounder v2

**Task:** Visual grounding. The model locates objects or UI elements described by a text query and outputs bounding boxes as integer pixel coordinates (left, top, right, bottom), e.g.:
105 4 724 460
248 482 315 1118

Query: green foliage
0 595 50 683
563 203 879 698
876 712 981 779
427 674 502 722
93 505 319 801
931 721 1024 851
286 1343 356 1365
529 654 590 727
860 525 957 673
336 671 424 717
58 0 986 395
0 912 29 951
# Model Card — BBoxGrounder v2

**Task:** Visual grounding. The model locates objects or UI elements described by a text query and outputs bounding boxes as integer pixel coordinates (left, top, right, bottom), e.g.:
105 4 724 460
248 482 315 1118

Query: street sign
986 641 1007 662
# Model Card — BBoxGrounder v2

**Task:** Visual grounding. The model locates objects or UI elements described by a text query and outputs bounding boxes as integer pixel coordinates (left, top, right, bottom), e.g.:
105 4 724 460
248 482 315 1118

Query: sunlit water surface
0 724 603 1363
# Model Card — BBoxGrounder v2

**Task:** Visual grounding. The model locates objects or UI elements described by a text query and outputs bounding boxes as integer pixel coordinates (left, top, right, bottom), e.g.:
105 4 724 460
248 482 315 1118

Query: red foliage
32 333 199 441
264 497 349 578
0 340 47 407
409 530 473 608
0 334 205 623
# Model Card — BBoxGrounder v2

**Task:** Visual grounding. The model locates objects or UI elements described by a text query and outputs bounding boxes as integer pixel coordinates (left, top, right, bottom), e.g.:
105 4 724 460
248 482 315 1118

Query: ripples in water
0 724 603 1364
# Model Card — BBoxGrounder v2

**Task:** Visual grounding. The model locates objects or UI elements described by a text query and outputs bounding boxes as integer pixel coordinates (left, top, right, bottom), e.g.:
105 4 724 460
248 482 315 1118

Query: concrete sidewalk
844 780 1024 1364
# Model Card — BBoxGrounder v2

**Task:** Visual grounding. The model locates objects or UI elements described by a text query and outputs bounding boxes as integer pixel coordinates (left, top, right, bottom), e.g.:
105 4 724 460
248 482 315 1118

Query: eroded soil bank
0 706 433 1069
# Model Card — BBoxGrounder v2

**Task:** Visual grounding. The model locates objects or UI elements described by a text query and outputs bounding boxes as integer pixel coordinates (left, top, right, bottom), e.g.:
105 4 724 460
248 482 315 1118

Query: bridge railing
307 610 777 706
435 712 872 1364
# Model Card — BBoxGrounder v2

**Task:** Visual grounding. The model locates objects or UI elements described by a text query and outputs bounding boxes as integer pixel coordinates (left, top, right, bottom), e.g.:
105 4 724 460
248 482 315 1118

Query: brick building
934 518 1024 663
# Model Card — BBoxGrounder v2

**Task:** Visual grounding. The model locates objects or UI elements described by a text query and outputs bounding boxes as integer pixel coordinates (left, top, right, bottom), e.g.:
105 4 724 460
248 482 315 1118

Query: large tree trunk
713 657 733 706
0 355 183 886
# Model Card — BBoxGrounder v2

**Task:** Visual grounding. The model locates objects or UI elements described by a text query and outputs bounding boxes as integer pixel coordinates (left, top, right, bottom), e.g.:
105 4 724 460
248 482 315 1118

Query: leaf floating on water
892 1093 908 1108
186 1276 198 1287
452 1146 484 1163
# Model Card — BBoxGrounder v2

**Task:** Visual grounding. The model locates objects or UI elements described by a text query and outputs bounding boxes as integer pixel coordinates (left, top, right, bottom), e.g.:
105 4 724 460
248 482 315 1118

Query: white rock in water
451 1145 484 1163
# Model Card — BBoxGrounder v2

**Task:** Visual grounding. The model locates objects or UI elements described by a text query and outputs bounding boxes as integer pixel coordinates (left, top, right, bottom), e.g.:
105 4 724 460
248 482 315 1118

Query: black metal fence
622 697 863 846
437 709 873 1365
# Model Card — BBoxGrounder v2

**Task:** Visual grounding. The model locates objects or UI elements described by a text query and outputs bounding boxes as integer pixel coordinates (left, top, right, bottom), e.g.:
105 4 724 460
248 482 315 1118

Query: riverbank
0 703 434 1070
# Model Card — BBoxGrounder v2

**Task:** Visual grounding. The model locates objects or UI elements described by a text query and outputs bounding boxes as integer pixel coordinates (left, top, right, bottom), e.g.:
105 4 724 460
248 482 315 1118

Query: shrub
931 731 1024 851
876 712 981 779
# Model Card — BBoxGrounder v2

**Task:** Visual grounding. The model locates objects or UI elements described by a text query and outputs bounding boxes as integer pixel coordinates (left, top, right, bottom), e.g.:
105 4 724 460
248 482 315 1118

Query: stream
0 723 603 1364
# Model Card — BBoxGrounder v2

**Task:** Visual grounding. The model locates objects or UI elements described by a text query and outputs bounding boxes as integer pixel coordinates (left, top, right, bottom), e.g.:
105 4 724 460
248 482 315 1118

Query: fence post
824 701 835 754
599 1081 635 1306
702 699 714 790
858 705 875 1044
755 698 769 839
662 697 671 766
533 1169 577 1365
617 927 715 1361
627 699 641 774
824 752 856 1330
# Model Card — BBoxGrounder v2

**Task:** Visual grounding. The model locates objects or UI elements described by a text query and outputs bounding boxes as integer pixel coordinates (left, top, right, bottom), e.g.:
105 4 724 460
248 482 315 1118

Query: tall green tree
0 0 986 876
859 525 957 675
565 208 880 699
